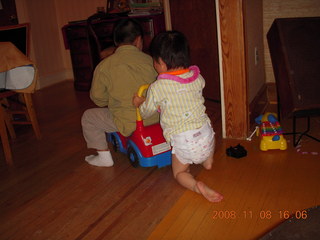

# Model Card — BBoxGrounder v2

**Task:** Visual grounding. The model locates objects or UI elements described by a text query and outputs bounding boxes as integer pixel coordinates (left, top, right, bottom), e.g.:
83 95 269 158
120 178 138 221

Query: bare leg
202 133 216 170
202 150 214 170
172 154 196 192
172 154 223 203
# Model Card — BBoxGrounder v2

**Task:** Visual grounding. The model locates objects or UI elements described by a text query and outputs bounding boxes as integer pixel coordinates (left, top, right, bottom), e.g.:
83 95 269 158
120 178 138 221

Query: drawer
70 53 93 68
66 26 88 39
99 38 114 50
74 81 91 91
73 67 93 82
140 19 154 37
142 36 152 53
69 39 90 53
92 21 115 38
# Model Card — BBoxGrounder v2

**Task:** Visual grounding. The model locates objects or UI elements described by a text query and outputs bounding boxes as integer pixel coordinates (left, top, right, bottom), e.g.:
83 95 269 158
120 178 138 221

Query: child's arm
133 87 158 119
132 93 145 107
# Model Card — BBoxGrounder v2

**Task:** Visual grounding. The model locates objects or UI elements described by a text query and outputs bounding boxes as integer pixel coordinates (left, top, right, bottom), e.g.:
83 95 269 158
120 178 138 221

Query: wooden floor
149 112 320 239
1 81 319 240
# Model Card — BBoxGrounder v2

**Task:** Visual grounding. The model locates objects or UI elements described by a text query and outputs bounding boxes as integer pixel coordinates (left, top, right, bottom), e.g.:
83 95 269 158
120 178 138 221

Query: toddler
133 31 223 202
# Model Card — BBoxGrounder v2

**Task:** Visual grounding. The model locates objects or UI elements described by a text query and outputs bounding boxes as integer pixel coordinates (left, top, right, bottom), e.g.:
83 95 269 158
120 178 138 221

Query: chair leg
4 114 16 139
284 115 320 147
0 105 13 165
0 98 16 139
23 93 42 140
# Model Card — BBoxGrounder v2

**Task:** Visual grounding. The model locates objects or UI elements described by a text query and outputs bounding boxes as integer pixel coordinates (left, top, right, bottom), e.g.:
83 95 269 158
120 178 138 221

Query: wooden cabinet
62 13 165 91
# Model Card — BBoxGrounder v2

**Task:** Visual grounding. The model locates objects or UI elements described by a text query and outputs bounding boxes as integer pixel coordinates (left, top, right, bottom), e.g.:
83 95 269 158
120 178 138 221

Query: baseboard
37 70 73 90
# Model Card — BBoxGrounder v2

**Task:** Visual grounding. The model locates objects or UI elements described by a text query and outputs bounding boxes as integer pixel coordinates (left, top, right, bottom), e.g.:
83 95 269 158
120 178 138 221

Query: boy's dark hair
150 30 190 69
113 19 143 46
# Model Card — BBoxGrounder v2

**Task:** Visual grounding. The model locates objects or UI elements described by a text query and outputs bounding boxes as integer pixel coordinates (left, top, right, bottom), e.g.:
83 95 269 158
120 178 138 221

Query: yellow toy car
255 112 287 151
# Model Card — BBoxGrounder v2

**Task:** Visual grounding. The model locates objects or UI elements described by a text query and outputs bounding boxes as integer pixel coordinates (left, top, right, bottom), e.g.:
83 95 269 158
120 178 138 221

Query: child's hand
132 93 145 107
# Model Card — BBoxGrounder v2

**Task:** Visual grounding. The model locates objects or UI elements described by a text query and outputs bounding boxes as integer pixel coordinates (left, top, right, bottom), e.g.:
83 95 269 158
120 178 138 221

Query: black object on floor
226 144 247 158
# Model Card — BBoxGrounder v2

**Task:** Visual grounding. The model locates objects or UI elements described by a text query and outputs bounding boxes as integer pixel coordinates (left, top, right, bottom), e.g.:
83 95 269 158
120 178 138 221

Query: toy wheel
111 135 119 152
127 147 139 168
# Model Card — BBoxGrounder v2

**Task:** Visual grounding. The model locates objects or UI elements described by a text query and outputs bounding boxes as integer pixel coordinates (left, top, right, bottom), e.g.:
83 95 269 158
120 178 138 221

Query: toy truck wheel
127 147 140 168
111 135 119 152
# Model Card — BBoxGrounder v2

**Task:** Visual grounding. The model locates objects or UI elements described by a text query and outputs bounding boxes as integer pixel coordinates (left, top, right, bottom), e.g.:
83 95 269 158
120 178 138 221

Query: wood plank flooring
149 113 320 239
0 81 192 240
1 80 319 240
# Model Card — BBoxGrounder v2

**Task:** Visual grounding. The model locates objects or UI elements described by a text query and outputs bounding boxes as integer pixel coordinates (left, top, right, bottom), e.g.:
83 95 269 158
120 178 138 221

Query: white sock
85 151 114 167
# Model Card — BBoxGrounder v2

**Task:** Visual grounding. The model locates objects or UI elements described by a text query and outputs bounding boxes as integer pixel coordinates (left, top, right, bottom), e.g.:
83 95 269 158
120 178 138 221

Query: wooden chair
0 89 42 165
0 91 16 163
0 23 41 165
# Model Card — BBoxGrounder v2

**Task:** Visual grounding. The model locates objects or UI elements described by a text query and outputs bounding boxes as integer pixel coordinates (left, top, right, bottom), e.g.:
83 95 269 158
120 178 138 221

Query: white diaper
171 123 215 165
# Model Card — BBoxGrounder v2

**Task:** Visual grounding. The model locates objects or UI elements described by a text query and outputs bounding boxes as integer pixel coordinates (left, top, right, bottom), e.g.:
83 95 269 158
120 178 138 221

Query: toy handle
136 84 150 121
137 84 150 97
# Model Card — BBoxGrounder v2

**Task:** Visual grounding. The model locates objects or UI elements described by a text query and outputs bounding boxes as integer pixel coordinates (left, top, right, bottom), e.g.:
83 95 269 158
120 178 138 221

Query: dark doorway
169 0 220 102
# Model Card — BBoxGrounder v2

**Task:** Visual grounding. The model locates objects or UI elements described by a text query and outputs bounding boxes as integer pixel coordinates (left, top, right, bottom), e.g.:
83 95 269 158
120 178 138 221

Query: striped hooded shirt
139 65 211 142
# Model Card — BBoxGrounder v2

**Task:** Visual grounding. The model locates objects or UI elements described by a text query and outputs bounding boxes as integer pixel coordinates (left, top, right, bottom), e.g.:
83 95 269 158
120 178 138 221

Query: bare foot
196 181 223 203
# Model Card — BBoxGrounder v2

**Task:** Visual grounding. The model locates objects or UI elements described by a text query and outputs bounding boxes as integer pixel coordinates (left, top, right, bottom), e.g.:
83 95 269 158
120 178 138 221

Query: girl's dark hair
150 30 190 69
113 19 143 46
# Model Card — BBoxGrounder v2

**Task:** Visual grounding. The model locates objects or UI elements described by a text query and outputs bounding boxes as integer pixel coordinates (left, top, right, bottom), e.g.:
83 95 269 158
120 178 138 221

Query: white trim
215 0 226 138
163 0 172 30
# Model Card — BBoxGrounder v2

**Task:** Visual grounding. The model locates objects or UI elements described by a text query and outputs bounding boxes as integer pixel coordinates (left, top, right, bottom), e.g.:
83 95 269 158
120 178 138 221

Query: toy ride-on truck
255 112 287 151
107 84 172 168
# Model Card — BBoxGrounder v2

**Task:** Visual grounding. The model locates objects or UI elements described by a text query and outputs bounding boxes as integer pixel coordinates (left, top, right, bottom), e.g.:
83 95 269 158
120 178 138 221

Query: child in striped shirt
133 31 223 203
